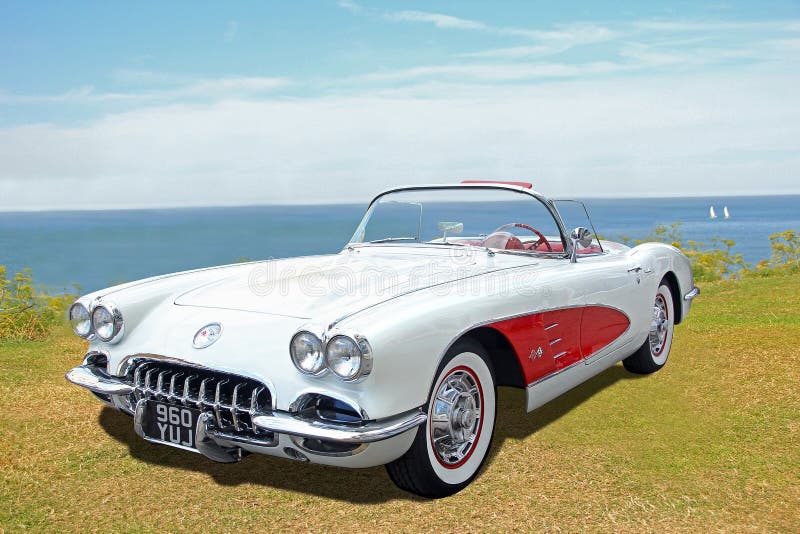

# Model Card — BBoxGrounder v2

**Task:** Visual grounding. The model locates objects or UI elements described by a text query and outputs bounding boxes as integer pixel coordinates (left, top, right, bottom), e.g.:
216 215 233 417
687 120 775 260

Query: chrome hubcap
430 369 481 466
649 295 669 355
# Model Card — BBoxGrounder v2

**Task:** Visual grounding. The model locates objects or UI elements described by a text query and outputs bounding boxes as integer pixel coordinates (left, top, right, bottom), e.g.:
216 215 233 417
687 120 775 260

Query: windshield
350 187 565 254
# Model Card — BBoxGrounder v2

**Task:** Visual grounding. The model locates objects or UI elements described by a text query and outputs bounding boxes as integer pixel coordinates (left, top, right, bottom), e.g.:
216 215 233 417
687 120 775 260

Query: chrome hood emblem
193 323 222 349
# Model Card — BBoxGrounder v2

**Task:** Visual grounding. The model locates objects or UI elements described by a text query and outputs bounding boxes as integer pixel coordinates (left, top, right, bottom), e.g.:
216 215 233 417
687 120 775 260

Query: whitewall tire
623 281 675 374
386 339 496 498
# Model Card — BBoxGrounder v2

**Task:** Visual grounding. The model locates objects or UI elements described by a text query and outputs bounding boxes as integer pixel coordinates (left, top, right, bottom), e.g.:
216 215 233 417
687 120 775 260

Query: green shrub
0 266 77 341
620 222 747 282
748 230 800 277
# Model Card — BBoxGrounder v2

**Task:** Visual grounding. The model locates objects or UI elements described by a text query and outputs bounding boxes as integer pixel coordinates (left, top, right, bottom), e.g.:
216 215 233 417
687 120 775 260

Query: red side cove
488 306 630 384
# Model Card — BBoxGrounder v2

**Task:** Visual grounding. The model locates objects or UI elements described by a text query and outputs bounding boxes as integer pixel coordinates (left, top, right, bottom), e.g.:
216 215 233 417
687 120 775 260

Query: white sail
709 206 717 219
723 206 730 219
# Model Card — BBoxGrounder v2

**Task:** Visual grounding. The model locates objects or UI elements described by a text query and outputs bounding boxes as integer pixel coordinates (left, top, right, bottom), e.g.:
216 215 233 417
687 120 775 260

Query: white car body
66 182 698 493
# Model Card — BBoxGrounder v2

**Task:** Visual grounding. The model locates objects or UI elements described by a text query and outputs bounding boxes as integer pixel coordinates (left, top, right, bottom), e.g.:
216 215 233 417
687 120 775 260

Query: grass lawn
1 274 798 532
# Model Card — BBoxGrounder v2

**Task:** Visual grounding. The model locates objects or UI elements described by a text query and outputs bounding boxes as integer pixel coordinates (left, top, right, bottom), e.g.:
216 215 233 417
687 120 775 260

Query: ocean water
1 195 798 293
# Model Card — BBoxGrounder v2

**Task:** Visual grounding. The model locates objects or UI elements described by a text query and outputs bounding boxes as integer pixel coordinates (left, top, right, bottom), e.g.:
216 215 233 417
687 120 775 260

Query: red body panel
580 306 630 357
488 306 630 384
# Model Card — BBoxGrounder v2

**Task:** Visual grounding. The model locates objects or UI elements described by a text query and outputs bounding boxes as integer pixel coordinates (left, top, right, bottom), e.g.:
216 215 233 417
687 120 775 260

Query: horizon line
1 190 799 214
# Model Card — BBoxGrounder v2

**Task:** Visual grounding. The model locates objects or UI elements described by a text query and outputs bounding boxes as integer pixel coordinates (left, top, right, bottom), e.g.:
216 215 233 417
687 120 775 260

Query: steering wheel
491 223 552 252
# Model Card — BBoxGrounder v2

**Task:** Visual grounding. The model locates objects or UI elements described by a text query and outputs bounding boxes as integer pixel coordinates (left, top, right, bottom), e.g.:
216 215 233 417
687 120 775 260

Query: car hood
172 248 527 320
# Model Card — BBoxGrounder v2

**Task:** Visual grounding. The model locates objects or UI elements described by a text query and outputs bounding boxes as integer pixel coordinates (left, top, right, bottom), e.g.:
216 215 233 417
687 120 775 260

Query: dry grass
1 274 798 533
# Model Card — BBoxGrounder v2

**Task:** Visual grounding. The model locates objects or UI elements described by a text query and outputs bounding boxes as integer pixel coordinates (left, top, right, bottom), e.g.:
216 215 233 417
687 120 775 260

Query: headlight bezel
68 301 93 338
290 331 327 376
325 334 373 382
290 328 373 382
90 302 124 343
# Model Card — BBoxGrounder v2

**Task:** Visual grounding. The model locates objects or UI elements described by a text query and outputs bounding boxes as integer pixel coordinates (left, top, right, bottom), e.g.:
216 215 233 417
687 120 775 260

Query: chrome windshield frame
347 183 570 258
551 198 605 255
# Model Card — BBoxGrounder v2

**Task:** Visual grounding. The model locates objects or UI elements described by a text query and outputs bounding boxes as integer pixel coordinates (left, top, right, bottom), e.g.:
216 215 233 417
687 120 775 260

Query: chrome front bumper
251 410 427 443
65 363 426 445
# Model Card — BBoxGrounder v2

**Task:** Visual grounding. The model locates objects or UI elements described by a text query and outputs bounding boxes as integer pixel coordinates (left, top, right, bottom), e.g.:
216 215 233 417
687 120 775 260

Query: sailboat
723 206 730 219
709 206 717 219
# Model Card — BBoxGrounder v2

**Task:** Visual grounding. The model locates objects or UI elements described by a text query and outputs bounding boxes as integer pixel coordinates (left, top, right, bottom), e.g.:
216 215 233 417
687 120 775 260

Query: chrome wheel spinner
430 369 482 466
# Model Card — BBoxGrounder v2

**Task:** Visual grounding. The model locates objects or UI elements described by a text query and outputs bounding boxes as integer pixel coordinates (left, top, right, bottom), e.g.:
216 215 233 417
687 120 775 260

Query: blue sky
1 1 799 209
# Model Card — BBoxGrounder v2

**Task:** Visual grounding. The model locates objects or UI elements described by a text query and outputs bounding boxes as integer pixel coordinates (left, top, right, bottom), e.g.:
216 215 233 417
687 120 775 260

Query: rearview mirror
570 227 593 263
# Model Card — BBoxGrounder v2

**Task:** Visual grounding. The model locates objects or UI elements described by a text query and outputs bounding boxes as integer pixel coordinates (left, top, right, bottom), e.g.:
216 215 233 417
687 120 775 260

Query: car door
551 199 650 363
568 251 651 363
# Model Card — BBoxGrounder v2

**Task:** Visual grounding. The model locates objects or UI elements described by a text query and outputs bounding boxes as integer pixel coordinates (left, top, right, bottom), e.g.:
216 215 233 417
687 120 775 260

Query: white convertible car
66 181 698 498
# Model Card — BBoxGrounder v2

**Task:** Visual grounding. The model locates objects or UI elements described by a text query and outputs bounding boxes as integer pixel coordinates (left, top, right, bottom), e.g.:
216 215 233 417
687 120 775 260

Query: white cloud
336 1 362 14
459 45 559 59
2 70 798 210
633 19 800 32
501 24 616 43
181 76 290 96
2 11 800 209
0 76 291 104
111 69 187 85
357 61 632 83
384 9 616 47
386 10 487 30
356 38 773 84
771 38 800 50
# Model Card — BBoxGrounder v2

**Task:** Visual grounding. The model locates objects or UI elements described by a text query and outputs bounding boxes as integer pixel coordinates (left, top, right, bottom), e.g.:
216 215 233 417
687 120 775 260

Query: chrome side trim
252 408 426 444
528 358 583 387
684 286 700 301
65 364 134 396
553 351 568 360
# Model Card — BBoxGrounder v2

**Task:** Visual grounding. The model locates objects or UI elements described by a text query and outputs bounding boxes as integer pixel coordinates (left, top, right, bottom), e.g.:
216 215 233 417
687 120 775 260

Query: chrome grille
129 360 271 434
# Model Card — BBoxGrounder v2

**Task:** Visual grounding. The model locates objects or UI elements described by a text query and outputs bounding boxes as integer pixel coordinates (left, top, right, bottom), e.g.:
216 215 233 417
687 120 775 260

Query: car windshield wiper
368 237 419 243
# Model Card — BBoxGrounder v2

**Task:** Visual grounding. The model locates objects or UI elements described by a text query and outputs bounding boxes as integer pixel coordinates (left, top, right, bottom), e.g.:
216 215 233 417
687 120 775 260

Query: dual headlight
69 300 124 343
290 331 372 381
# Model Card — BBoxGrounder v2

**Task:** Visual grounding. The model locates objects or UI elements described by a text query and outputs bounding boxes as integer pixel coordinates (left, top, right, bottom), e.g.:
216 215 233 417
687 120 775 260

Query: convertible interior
447 222 602 254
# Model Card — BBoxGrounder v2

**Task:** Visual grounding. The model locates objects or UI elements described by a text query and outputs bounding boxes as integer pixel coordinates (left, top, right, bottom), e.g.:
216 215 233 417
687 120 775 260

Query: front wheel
623 281 675 374
386 339 496 498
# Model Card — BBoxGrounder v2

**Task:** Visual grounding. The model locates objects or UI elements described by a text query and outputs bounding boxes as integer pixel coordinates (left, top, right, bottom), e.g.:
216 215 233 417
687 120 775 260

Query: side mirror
438 221 463 243
569 227 593 263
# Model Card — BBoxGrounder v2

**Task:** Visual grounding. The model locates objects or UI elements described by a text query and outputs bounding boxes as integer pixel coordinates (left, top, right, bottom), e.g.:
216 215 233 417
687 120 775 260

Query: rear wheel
386 339 496 498
623 281 675 374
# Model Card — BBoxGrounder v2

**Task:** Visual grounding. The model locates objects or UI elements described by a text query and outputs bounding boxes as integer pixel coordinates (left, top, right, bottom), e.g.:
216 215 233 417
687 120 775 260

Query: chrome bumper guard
684 286 701 301
66 364 426 445
66 364 134 396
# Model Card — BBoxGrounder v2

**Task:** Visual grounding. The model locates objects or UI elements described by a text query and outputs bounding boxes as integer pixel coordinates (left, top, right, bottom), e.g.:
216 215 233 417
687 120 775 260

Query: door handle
627 266 642 273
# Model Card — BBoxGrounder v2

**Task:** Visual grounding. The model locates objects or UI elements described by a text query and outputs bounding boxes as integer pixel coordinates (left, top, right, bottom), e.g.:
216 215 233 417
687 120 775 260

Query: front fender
630 242 695 323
